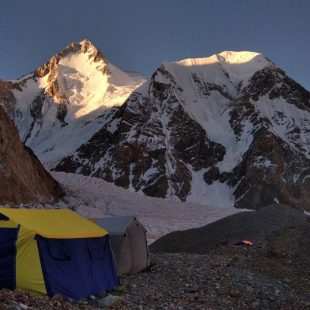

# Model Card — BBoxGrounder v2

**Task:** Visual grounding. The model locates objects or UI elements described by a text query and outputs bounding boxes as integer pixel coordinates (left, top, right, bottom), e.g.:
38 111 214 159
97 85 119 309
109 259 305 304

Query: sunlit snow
11 42 145 167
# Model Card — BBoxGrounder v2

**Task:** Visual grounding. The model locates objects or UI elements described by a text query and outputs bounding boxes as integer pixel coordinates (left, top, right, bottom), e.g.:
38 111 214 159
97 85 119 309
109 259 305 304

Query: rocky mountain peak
34 39 108 80
0 40 145 167
79 38 100 52
59 39 107 65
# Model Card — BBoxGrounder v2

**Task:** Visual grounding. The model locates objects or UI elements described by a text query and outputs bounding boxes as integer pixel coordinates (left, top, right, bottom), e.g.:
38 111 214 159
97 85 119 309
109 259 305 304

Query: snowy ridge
175 51 271 86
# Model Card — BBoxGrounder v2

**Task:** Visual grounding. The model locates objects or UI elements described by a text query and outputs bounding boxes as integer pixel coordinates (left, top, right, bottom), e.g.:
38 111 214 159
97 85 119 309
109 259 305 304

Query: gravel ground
0 289 94 309
114 225 310 310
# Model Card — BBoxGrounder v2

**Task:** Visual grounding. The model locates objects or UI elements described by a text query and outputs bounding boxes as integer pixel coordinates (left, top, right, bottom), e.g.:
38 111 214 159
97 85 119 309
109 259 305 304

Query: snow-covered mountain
55 51 310 211
0 39 145 167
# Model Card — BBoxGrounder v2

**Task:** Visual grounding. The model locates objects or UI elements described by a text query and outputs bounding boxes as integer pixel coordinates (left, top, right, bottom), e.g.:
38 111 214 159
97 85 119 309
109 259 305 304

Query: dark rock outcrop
231 128 310 211
0 106 63 205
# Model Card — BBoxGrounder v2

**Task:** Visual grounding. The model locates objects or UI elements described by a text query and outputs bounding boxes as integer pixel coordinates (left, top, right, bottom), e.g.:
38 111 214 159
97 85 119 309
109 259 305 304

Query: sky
0 0 310 89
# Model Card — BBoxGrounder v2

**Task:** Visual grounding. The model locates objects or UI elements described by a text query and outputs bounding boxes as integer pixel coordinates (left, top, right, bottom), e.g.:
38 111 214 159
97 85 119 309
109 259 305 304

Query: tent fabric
0 209 107 238
95 216 136 235
0 227 19 290
0 209 119 300
108 235 123 265
93 216 150 275
126 219 150 274
16 226 47 294
0 219 19 229
36 235 119 300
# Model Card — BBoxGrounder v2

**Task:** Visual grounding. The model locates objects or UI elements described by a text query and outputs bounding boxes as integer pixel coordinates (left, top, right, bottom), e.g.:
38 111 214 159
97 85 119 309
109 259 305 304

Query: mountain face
0 105 63 205
0 39 145 168
55 51 310 211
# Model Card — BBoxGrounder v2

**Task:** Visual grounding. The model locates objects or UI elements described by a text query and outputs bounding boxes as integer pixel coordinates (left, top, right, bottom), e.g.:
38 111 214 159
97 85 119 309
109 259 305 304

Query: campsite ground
18 173 309 309
114 225 310 310
1 228 309 310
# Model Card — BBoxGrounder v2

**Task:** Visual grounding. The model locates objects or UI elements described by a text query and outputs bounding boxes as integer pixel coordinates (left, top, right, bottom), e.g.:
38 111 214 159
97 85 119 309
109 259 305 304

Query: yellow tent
0 208 119 299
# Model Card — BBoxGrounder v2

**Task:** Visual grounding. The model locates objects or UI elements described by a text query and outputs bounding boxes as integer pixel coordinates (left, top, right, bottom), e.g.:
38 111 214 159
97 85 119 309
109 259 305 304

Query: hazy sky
1 0 310 89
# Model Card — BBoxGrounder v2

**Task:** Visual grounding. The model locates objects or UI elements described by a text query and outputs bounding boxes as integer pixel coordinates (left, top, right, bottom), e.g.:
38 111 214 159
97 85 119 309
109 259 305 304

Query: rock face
0 39 145 168
55 51 310 210
0 105 63 205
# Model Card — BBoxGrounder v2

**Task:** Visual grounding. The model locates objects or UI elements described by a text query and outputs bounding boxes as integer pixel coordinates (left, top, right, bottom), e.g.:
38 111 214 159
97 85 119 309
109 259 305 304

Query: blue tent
0 209 119 300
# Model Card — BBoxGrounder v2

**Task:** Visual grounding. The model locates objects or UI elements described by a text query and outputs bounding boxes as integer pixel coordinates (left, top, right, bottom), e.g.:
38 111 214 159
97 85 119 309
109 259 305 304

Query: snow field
52 172 250 244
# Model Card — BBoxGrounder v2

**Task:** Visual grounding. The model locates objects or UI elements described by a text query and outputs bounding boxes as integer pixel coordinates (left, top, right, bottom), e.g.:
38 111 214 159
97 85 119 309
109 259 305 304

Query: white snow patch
186 167 234 208
274 197 280 204
106 117 120 134
252 156 274 169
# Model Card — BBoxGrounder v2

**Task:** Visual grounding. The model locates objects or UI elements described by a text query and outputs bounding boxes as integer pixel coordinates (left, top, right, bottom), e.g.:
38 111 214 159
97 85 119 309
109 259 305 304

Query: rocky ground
2 239 309 310
0 288 123 310
115 224 310 310
0 289 90 309
1 248 309 310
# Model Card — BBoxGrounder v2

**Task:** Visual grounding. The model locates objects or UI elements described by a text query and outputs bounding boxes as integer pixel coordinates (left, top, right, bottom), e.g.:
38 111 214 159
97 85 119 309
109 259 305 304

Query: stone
251 301 260 307
113 285 127 293
246 285 254 293
203 166 220 184
51 293 63 303
96 294 123 308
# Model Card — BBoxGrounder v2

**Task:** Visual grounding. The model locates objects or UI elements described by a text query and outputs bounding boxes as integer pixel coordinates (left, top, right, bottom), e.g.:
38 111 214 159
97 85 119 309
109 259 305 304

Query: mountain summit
0 39 145 167
171 50 272 86
55 50 310 211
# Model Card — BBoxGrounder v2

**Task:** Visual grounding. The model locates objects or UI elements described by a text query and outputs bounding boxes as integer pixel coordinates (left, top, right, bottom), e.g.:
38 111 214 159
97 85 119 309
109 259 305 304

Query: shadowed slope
0 105 63 205
150 204 309 253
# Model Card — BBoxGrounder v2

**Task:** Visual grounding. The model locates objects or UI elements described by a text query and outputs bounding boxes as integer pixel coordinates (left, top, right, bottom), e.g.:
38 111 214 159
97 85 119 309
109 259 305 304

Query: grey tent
93 216 150 275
